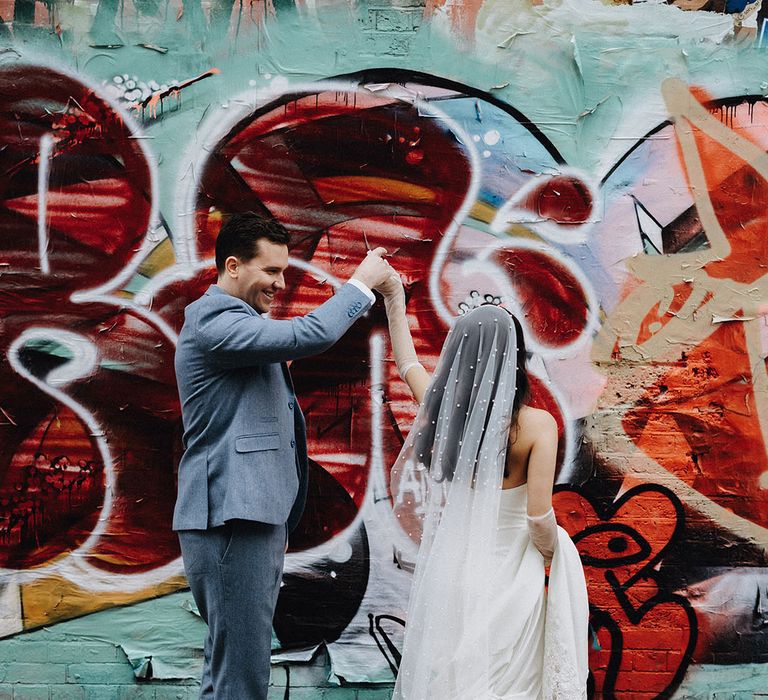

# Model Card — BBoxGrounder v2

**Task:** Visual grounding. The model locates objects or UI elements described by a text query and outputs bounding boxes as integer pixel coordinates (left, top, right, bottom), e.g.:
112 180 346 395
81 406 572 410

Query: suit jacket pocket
235 433 280 453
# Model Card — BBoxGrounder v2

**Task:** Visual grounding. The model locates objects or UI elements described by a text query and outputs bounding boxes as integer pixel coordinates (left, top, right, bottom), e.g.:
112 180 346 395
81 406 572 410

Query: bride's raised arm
378 273 431 404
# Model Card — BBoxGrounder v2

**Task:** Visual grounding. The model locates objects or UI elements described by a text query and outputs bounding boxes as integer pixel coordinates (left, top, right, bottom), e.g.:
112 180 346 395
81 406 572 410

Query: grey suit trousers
179 520 286 700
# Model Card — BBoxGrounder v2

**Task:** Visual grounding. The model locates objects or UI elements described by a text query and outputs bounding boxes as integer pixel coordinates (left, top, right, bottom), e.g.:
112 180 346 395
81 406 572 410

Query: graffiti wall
0 0 767 696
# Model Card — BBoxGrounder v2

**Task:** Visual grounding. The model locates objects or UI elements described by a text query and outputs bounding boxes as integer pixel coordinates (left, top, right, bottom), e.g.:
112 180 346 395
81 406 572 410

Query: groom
173 212 391 699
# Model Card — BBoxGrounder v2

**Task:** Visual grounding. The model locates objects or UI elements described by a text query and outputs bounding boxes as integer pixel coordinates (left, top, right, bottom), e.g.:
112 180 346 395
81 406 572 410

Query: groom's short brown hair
215 213 290 273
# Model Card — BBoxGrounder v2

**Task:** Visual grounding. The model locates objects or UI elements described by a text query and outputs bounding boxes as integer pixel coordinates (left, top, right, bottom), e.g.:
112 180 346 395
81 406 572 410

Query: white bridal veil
389 304 589 700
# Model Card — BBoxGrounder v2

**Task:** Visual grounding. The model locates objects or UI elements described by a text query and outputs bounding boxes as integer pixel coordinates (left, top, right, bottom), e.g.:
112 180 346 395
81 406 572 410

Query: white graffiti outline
4 329 111 583
1 59 178 593
173 80 482 306
489 166 600 246
5 322 188 592
36 134 53 276
469 237 600 355
282 333 386 573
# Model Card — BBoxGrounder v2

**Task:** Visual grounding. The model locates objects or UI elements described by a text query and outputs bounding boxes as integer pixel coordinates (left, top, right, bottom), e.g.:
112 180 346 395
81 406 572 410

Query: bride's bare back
503 405 558 517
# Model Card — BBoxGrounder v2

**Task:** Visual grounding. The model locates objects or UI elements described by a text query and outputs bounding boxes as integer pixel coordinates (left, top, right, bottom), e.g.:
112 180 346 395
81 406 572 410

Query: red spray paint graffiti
0 64 183 576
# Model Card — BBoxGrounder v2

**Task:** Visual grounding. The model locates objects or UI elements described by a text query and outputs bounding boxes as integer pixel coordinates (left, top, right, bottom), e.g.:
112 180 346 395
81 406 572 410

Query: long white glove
378 273 421 381
527 508 558 565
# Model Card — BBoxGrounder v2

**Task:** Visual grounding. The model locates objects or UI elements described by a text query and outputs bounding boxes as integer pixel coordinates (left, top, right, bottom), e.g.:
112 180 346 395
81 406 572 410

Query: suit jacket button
290 439 296 448
288 401 294 410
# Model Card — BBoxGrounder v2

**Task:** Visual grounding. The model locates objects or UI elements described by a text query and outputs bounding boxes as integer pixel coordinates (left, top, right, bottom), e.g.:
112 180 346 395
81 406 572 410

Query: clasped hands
350 247 404 302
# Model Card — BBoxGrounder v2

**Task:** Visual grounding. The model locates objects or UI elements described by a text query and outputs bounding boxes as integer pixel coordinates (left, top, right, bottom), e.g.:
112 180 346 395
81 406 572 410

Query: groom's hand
351 247 390 289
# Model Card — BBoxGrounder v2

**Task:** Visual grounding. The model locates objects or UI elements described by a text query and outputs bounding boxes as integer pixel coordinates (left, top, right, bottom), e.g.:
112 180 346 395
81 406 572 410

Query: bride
380 276 589 699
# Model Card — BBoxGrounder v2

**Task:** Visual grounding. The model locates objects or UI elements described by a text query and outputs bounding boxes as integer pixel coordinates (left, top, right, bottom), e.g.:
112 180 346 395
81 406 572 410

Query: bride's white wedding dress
404 485 588 700
487 485 587 699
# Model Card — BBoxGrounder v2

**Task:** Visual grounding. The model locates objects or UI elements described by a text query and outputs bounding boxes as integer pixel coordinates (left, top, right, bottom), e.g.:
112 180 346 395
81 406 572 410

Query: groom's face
232 238 289 313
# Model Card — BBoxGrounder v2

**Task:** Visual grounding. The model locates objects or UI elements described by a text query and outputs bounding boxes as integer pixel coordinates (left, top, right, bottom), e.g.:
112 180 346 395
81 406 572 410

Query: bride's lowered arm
379 273 431 404
525 412 559 564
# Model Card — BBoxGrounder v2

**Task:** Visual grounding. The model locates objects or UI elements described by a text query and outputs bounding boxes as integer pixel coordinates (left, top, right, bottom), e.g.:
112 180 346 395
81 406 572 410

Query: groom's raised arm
195 282 372 366
194 247 390 367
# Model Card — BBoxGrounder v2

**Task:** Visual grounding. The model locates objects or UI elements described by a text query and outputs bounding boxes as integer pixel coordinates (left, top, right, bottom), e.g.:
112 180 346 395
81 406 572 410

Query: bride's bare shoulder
517 406 558 435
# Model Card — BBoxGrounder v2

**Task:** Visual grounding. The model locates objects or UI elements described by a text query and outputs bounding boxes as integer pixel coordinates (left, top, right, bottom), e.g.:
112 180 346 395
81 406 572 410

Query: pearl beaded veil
390 304 519 699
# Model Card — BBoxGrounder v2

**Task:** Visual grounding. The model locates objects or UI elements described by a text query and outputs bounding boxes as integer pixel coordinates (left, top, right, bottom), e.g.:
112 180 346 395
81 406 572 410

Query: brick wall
0 631 395 699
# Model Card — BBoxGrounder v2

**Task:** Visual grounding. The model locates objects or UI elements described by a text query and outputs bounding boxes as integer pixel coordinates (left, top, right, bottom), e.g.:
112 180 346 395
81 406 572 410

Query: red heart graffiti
554 485 696 699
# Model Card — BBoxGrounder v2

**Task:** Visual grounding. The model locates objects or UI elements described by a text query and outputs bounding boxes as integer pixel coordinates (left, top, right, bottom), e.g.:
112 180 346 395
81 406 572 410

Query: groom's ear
224 255 240 279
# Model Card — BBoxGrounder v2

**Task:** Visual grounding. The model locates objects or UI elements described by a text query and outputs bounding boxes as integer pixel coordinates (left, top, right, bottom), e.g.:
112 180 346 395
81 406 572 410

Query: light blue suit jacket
172 283 372 531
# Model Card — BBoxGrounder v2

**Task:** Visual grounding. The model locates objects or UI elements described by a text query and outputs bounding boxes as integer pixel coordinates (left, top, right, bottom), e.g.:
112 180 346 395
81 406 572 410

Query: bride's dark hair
409 303 527 482
509 312 529 426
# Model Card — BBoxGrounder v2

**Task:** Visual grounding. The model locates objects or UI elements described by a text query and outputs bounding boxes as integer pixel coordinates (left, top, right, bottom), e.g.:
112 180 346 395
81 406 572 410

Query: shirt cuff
347 278 376 304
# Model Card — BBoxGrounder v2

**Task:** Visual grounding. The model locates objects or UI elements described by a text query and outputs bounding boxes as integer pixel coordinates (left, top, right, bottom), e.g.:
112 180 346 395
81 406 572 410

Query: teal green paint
11 7 767 238
676 662 768 696
0 590 388 696
4 661 66 684
41 592 206 681
14 10 762 228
